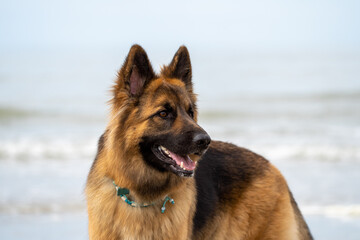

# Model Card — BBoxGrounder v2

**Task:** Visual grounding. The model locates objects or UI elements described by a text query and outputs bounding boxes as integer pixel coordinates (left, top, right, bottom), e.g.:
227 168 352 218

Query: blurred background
1 0 360 239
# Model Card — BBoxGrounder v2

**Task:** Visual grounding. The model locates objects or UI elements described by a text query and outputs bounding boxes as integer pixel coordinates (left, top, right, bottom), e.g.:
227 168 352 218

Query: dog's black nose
193 133 211 149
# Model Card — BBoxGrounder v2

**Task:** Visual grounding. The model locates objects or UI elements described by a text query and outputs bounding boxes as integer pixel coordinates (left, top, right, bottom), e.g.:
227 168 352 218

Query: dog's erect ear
163 46 193 90
116 44 155 97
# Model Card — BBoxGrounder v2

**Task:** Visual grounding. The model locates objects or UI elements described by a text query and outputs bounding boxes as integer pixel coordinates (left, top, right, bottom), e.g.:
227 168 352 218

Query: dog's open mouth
151 145 196 177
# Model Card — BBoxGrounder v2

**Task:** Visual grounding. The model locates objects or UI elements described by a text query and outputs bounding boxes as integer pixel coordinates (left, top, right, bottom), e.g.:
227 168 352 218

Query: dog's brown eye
159 111 168 118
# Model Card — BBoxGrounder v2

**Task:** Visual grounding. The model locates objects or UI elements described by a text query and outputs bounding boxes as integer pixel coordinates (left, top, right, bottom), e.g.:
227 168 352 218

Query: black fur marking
193 155 219 231
193 141 269 232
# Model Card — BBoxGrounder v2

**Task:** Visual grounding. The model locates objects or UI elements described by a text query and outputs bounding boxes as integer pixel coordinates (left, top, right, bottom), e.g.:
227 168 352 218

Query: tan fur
87 174 196 240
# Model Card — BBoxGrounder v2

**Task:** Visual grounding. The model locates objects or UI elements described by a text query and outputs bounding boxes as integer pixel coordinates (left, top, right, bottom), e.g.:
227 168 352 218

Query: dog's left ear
163 46 193 91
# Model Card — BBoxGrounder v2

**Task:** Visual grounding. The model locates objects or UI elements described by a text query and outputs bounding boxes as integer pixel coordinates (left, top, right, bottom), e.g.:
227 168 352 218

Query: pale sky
1 0 359 51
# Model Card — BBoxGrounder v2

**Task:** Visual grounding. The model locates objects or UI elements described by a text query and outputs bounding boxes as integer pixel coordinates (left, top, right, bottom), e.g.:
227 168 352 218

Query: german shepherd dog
86 45 313 240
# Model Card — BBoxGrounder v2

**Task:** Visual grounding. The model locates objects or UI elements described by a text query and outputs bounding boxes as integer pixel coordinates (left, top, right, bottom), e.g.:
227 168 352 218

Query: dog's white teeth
180 162 186 170
159 146 171 157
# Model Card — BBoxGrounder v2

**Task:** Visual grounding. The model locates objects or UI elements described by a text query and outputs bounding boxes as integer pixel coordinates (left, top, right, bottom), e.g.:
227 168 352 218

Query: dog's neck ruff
112 181 175 213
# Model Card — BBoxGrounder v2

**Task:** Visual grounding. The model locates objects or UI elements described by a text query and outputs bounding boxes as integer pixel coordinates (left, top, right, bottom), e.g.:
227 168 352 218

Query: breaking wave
302 204 360 218
0 137 359 163
0 137 98 161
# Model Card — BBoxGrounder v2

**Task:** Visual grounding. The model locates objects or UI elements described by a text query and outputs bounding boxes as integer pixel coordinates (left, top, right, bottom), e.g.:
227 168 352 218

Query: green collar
112 181 174 213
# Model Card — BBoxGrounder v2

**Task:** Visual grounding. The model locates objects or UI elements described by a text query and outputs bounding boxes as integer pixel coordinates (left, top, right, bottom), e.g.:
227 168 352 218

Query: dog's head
109 45 210 180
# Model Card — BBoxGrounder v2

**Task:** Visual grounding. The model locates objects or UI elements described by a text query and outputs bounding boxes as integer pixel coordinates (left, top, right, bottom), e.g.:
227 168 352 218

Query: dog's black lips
151 145 194 177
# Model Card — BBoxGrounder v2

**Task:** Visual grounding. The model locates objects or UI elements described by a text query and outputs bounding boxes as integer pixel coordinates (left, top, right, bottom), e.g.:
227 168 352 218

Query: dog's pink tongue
168 152 196 171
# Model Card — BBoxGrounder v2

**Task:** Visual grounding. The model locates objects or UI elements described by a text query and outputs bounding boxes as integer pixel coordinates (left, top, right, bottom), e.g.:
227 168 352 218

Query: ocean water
1 48 360 239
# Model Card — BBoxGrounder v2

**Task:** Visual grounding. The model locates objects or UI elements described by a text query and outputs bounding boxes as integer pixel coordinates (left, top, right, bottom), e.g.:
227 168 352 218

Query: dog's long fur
86 45 313 240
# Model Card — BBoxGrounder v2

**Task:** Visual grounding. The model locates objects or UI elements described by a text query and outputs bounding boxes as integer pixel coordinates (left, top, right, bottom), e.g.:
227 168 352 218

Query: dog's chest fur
88 178 196 240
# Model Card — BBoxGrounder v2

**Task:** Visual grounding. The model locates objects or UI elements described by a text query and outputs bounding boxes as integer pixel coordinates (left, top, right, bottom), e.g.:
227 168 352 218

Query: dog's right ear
114 45 155 99
162 46 193 92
